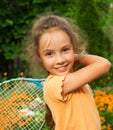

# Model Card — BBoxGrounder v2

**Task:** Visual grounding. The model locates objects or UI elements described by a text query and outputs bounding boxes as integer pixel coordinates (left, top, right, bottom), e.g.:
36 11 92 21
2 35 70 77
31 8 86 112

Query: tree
75 0 111 57
75 0 113 87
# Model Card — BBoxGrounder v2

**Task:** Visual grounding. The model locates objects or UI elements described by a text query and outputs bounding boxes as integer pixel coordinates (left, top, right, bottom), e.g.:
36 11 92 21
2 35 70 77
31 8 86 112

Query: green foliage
0 0 112 88
75 0 112 57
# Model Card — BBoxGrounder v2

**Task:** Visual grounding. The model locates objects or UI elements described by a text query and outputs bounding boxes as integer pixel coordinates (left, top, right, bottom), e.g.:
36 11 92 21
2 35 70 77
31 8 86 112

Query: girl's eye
63 48 69 52
45 51 53 56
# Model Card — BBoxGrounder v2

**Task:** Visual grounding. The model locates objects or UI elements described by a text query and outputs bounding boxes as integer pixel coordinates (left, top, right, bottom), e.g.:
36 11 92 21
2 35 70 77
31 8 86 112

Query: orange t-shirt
44 75 101 130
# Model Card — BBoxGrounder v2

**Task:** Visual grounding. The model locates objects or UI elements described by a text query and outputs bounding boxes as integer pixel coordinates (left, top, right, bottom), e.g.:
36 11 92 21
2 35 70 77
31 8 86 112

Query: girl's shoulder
45 74 65 84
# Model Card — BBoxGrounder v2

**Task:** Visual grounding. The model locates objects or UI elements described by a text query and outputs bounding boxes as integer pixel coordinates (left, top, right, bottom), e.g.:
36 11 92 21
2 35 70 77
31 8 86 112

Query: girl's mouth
55 64 68 72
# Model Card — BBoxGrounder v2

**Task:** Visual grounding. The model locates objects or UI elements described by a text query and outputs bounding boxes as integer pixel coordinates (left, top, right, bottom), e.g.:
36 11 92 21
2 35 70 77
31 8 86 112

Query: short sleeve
44 75 71 102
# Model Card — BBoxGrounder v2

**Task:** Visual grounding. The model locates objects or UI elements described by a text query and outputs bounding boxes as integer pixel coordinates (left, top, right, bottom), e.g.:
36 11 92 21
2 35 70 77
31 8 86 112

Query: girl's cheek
44 58 55 67
65 53 75 61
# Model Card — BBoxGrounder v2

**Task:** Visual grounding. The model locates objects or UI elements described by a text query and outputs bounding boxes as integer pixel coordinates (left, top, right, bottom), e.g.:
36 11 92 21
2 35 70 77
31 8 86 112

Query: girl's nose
56 54 65 64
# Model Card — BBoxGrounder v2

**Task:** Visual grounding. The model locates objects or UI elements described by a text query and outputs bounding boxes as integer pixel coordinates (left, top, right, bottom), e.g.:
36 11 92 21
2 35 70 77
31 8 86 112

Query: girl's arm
62 54 111 95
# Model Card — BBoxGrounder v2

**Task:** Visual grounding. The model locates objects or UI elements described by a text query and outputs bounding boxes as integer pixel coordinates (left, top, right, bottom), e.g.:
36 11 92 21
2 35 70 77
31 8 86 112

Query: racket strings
0 79 45 130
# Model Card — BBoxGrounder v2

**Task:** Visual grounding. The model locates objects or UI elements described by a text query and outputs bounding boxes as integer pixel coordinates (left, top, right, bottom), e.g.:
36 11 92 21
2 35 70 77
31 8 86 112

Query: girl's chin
53 71 69 76
50 68 73 76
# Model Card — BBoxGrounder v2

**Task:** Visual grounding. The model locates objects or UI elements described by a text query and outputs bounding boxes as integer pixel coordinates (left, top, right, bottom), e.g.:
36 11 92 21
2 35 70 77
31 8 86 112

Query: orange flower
18 121 26 127
94 89 113 130
20 72 24 76
101 125 107 130
107 123 112 130
3 72 7 76
99 107 106 111
0 89 34 129
100 116 105 122
26 117 31 122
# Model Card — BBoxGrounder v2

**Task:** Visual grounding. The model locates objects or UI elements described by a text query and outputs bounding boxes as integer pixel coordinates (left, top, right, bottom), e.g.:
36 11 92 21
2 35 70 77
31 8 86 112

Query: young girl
27 14 111 130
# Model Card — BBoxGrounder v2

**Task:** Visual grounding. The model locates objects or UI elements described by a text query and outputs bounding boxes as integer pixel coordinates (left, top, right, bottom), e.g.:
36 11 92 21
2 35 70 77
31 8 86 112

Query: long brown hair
45 104 55 130
25 14 87 66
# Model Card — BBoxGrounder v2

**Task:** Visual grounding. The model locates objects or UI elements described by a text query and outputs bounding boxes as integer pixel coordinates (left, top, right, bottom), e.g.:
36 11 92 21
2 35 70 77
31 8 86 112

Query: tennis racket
0 77 45 130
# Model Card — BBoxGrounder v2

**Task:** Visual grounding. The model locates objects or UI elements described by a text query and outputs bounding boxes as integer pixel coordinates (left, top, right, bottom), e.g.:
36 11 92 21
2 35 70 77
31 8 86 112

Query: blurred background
0 0 113 129
0 0 113 87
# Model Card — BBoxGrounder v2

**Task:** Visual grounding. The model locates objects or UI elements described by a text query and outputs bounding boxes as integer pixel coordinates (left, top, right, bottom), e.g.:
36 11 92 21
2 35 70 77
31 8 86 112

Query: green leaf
33 0 47 4
5 19 13 26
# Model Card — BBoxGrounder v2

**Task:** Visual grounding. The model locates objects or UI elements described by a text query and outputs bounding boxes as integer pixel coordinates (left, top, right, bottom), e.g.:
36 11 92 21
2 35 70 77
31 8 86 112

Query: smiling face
39 29 75 76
